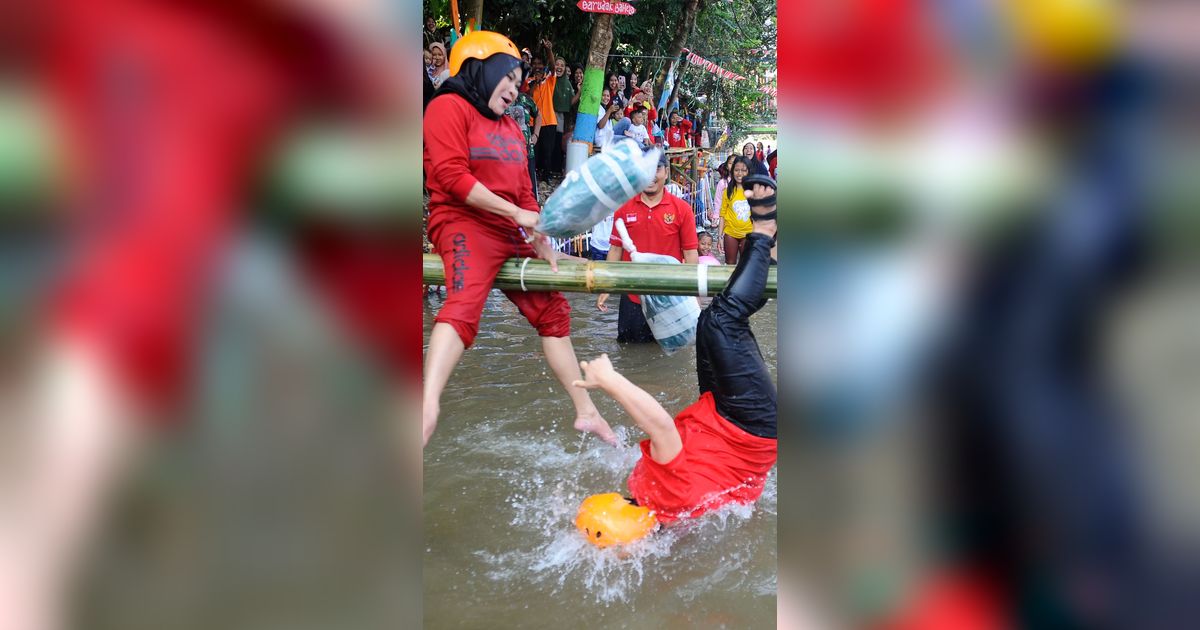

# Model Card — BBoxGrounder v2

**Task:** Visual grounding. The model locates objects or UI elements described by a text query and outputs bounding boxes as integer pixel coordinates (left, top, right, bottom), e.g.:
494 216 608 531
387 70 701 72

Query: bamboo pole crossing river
423 254 777 298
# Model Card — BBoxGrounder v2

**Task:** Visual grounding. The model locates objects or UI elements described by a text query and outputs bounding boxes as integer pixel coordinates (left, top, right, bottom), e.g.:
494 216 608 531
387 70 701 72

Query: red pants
430 218 570 348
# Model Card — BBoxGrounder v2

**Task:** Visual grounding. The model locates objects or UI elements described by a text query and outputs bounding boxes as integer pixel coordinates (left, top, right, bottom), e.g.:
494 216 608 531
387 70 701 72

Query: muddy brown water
423 289 778 629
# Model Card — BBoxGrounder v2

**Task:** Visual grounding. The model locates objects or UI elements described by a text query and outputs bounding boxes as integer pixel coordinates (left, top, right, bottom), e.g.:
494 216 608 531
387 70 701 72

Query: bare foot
574 409 617 445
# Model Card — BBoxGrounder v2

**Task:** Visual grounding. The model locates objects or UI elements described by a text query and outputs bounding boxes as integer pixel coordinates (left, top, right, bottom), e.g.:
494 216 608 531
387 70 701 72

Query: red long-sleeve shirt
627 392 777 524
665 120 692 148
424 93 537 238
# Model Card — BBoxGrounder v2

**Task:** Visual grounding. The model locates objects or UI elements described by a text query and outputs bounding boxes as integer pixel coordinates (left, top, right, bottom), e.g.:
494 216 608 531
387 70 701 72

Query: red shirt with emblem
627 392 777 524
423 93 537 237
609 191 697 304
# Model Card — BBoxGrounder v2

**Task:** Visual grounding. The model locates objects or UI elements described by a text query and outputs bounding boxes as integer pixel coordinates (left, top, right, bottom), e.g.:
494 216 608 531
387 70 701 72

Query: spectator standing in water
596 153 698 342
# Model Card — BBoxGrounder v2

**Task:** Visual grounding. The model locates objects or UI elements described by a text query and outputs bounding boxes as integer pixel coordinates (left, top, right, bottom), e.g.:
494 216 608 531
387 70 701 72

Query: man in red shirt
574 175 777 536
596 152 698 342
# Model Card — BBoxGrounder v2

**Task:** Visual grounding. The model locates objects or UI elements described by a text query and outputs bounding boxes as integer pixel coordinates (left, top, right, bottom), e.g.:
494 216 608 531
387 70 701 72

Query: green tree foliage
421 0 775 136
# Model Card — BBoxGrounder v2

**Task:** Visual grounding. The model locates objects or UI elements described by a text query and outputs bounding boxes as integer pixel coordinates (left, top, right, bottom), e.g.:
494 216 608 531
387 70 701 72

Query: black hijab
431 54 524 120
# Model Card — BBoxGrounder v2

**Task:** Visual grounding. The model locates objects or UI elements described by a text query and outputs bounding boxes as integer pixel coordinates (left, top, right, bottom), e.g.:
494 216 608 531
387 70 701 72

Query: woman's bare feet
574 408 618 445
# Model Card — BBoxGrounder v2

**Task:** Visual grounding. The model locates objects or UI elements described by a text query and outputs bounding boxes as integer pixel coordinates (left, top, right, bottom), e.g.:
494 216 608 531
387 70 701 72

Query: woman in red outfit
422 31 615 447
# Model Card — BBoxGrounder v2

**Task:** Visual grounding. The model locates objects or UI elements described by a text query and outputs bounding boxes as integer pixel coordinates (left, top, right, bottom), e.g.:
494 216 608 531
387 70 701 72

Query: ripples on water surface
424 291 777 629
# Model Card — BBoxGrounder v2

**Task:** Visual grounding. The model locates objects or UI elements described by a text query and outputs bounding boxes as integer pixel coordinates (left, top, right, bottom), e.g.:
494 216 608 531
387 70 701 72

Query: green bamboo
423 254 776 298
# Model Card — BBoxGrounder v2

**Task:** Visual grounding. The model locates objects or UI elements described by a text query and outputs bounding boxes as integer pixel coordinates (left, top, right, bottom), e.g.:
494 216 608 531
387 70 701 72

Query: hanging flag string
682 48 747 81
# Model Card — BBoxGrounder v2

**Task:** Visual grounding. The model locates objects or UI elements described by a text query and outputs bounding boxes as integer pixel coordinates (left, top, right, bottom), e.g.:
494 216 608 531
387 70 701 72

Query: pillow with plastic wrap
614 218 699 353
536 142 661 239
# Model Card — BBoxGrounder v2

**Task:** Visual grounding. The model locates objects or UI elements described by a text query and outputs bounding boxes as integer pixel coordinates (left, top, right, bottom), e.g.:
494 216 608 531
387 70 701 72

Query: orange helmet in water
575 493 658 548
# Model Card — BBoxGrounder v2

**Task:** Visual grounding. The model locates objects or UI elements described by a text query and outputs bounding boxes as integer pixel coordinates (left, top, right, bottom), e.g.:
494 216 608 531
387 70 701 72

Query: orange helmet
575 493 658 548
449 30 522 77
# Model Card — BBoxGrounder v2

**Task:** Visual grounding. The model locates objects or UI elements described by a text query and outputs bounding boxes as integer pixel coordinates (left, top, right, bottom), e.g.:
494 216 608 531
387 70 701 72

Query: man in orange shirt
529 38 558 181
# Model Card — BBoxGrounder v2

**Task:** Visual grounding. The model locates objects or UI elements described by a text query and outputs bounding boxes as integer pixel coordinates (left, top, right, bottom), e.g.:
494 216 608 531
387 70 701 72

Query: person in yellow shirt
717 157 753 263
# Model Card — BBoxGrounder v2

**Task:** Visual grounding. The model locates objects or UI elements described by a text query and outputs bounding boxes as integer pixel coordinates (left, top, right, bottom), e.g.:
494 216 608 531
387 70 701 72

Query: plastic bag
614 219 699 353
536 142 661 239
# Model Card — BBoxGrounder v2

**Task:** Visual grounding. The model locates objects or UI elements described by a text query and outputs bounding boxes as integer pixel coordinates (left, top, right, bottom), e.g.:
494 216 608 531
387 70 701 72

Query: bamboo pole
423 254 776 298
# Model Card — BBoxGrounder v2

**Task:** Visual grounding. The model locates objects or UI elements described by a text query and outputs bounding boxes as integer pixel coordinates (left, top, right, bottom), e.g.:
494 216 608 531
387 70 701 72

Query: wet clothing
628 232 778 522
430 221 570 348
424 92 571 347
695 232 777 437
616 294 655 343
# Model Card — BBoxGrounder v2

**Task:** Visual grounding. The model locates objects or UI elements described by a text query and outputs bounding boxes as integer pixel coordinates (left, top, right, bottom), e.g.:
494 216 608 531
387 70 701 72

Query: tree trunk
461 0 483 29
654 0 701 97
568 13 615 150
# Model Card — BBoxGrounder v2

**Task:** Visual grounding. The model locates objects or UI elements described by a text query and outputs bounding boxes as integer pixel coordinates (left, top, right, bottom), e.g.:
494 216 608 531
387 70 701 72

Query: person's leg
617 295 655 343
550 126 561 175
528 155 539 201
554 118 567 174
698 175 779 434
424 222 508 446
536 131 554 177
504 282 617 444
3 340 144 630
724 233 740 264
574 354 681 462
422 322 465 446
698 232 776 437
542 336 617 444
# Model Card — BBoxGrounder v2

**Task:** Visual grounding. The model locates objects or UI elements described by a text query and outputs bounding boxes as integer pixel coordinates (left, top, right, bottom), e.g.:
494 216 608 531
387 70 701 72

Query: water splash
465 424 777 605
